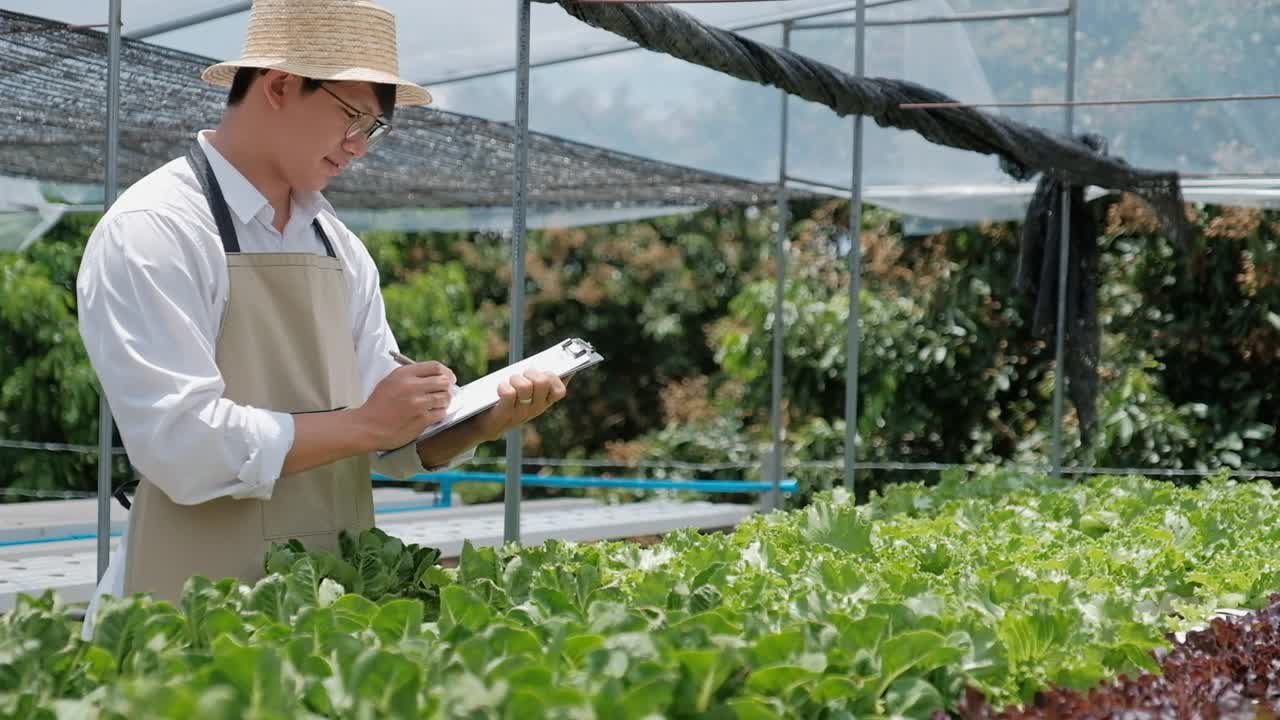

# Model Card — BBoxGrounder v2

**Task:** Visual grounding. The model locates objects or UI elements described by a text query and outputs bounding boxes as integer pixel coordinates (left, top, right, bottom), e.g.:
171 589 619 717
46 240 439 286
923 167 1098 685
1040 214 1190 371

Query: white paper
377 337 603 456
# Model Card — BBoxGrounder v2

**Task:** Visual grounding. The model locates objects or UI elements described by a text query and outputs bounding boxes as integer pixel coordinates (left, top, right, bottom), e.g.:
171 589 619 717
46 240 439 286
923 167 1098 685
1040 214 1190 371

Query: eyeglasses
317 84 392 148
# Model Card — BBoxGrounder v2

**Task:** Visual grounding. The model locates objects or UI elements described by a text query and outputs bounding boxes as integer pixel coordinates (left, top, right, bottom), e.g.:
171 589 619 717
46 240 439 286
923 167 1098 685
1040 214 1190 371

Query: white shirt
78 132 470 635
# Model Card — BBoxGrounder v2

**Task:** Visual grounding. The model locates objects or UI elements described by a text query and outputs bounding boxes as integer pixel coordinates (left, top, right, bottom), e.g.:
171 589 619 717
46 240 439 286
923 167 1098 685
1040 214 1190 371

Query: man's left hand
476 369 569 441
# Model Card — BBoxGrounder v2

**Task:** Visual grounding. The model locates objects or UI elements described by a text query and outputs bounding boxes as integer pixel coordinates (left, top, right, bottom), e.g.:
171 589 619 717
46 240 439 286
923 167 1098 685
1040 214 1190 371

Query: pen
390 350 460 390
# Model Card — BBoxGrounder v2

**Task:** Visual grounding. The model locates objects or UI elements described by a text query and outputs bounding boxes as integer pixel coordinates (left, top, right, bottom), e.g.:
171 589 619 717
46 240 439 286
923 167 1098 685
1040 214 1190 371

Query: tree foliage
6 197 1280 505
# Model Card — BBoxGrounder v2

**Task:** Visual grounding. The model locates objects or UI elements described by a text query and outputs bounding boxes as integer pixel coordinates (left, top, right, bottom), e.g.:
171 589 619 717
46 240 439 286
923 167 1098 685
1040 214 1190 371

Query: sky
7 1 1277 221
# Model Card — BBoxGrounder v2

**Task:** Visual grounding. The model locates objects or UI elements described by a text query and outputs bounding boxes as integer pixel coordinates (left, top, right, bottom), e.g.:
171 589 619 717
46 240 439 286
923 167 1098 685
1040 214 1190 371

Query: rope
543 0 1192 246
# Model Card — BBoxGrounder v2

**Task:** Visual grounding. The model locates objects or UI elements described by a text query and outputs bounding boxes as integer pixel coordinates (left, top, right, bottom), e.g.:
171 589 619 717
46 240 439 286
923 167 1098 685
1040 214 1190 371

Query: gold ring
518 397 533 405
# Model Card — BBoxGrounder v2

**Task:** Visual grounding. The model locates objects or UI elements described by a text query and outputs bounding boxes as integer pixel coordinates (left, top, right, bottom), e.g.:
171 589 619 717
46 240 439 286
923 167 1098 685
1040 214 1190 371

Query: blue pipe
377 470 800 495
0 531 123 548
0 497 453 547
0 472 796 547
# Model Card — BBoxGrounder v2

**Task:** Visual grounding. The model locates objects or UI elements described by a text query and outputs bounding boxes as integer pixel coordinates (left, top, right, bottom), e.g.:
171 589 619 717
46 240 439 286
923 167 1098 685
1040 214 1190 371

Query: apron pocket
261 460 349 539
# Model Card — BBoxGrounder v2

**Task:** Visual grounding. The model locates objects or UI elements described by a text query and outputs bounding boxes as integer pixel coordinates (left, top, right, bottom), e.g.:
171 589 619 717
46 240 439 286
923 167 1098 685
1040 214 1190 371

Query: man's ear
259 70 295 111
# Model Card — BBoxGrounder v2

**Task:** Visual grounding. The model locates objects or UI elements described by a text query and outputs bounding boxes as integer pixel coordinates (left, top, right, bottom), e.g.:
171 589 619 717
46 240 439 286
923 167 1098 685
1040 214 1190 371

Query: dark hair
226 67 396 121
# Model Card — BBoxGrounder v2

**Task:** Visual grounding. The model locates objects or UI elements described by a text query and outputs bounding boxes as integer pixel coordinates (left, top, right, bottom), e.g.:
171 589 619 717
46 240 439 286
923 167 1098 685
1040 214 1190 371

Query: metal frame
87 0 1090 558
781 0 1081 493
898 92 1280 110
96 0 123 583
127 2 250 39
793 5 1069 29
504 0 534 544
844 0 868 492
1050 0 1079 476
417 0 923 88
75 0 1231 557
766 21 792 512
96 0 929 88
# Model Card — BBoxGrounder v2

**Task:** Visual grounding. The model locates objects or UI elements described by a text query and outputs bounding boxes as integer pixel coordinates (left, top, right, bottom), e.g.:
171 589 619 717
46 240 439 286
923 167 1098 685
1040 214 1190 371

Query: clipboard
378 337 604 456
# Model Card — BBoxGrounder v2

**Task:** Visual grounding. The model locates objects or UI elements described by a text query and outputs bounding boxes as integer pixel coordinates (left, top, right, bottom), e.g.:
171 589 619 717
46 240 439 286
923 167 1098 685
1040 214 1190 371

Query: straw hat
201 0 431 107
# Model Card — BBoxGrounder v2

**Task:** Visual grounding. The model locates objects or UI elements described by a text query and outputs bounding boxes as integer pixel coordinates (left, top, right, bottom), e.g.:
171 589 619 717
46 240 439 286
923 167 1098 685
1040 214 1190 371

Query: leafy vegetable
5 473 1280 718
956 594 1280 719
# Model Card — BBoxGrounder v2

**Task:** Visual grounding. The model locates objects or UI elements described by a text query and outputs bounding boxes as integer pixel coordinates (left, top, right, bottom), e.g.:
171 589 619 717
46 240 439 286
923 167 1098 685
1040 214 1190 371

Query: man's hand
475 369 569 442
354 361 456 449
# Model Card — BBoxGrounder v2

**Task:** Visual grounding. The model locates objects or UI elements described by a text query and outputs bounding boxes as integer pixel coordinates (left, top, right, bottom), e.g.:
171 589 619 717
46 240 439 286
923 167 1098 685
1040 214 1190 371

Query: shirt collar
196 130 268 227
291 186 332 228
195 130 331 230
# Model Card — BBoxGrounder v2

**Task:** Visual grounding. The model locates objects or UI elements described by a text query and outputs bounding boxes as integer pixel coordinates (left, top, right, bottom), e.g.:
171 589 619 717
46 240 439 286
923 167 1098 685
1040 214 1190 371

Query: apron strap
186 142 241 254
186 141 337 259
312 218 337 258
113 478 139 510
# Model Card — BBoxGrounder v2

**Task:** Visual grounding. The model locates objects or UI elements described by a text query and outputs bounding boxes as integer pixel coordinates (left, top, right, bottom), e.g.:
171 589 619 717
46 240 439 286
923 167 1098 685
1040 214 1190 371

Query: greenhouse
3 0 1280 716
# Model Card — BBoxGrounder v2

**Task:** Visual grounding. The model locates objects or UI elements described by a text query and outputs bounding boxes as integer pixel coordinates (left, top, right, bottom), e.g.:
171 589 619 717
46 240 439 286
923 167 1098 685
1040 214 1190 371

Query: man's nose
343 134 370 159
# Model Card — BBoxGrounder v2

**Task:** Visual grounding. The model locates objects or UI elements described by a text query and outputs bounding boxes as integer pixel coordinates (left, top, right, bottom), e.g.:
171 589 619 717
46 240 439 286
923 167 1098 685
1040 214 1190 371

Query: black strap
186 143 241 254
312 218 335 258
113 478 139 510
185 141 336 258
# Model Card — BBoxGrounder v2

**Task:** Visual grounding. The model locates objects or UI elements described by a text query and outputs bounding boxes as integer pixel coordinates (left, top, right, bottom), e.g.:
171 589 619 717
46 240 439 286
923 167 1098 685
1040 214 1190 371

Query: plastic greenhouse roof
3 0 1280 238
8 6 805 197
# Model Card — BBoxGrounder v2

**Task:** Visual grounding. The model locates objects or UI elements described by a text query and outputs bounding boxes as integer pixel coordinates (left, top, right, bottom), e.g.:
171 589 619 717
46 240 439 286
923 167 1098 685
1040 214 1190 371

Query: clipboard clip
561 337 595 358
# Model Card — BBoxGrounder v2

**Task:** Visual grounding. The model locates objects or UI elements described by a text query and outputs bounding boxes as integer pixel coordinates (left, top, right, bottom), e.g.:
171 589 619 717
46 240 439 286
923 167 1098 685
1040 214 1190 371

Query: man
76 0 566 631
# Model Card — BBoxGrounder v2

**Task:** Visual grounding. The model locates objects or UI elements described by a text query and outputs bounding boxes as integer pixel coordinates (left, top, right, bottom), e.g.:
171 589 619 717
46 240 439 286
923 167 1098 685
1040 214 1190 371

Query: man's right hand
355 361 457 449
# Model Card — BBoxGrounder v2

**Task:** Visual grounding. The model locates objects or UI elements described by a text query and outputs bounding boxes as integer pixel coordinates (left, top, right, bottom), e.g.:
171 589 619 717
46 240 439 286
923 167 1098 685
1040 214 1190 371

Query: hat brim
203 59 432 106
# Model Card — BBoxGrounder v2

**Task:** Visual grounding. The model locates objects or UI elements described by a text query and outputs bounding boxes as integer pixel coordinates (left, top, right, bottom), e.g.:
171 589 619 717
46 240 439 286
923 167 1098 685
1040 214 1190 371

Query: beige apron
122 142 374 602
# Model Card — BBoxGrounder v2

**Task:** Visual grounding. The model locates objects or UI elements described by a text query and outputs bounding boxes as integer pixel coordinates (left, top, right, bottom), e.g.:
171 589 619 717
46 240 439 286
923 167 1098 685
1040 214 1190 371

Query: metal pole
98 0 123 583
505 0 532 544
1050 0 1078 477
844 0 867 492
126 2 250 39
793 5 1070 30
898 91 1280 111
768 22 792 511
416 0 916 87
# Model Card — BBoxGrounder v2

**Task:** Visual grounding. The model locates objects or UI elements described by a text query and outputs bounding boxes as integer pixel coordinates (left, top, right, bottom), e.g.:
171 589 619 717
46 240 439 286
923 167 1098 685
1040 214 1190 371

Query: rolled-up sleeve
77 211 294 505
